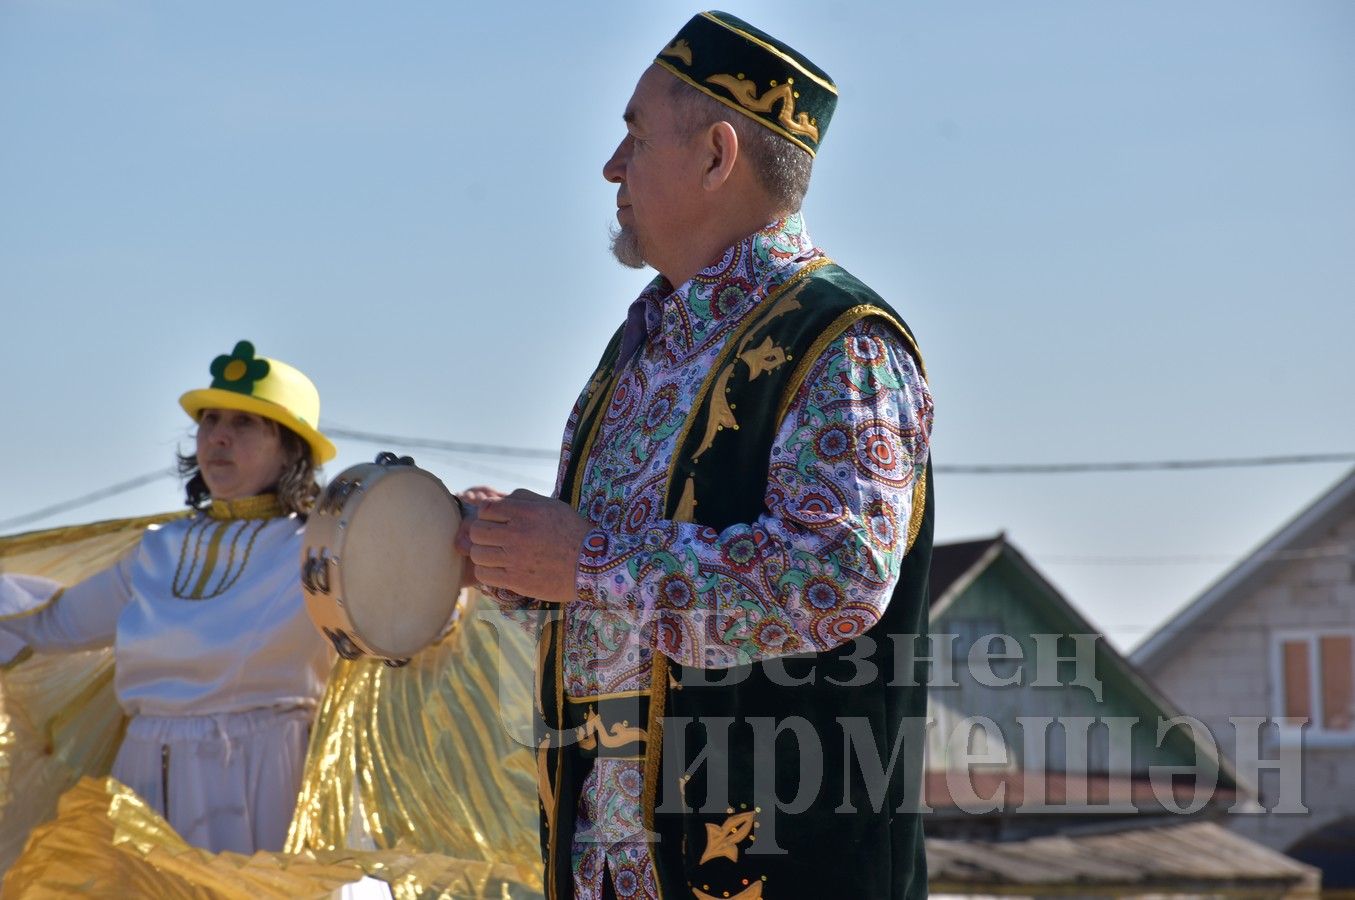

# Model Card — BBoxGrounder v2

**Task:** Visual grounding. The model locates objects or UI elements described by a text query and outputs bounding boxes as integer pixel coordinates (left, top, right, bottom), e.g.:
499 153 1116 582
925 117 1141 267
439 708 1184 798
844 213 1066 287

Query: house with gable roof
1131 467 1355 889
922 535 1239 839
917 535 1325 896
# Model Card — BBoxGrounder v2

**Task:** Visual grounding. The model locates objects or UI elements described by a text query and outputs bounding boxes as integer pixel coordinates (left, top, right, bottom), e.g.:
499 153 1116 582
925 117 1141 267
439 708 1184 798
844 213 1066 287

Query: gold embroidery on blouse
208 493 283 520
171 518 209 596
172 518 271 601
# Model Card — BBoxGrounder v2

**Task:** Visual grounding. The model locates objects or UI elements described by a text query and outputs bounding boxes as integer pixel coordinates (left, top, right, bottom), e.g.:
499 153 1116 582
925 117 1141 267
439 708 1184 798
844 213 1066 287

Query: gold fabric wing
0 513 183 872
2 517 544 898
5 776 537 899
287 592 543 896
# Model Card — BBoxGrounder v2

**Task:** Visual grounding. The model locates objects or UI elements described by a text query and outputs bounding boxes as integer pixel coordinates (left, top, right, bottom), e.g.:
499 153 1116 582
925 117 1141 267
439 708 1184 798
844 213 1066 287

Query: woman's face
195 408 289 500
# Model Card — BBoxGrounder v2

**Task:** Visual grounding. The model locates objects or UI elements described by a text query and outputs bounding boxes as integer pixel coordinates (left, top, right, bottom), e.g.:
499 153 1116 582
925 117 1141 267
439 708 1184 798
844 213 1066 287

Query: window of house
1273 630 1355 742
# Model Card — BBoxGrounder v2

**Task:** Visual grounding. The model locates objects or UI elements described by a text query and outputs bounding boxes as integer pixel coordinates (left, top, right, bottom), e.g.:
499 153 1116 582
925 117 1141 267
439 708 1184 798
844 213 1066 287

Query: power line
2 434 1350 535
331 425 1353 474
1042 545 1351 566
410 447 555 493
938 453 1355 475
0 467 178 533
326 426 557 460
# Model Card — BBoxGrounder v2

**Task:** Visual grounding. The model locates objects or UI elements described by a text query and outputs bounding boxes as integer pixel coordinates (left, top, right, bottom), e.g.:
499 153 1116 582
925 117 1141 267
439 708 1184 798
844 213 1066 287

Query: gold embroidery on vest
535 619 555 823
699 810 756 864
675 474 698 521
575 706 647 751
739 335 787 380
693 883 763 900
565 688 651 704
692 365 740 461
774 303 927 426
666 257 829 490
548 616 566 900
706 74 819 142
692 278 811 461
579 366 612 431
905 468 928 554
660 38 693 65
641 650 670 838
571 371 623 511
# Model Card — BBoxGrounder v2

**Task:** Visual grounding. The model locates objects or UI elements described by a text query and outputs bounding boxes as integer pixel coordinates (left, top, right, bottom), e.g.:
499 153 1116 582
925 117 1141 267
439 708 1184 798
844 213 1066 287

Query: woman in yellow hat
0 340 336 855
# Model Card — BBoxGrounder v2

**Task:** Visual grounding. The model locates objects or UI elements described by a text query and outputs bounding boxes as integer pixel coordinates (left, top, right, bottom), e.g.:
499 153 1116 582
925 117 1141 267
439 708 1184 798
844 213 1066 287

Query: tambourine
301 452 464 666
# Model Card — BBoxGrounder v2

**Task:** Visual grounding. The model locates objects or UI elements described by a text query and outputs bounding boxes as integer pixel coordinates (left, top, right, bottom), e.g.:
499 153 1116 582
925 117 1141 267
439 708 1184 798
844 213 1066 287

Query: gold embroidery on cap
660 38 693 65
706 73 820 142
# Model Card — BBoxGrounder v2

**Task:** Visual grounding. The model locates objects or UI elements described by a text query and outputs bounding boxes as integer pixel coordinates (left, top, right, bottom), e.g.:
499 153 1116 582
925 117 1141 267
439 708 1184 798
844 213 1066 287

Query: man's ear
702 120 739 191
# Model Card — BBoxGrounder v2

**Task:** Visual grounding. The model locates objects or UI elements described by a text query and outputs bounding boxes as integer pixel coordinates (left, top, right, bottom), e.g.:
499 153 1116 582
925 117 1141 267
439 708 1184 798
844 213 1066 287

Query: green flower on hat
209 340 271 395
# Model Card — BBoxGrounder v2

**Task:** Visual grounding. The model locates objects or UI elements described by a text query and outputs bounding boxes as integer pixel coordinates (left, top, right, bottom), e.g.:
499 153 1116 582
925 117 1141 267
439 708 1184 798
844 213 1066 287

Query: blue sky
2 0 1352 650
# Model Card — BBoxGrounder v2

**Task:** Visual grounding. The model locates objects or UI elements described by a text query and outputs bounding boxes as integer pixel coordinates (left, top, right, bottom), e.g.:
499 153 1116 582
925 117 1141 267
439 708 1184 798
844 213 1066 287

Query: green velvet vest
542 259 933 900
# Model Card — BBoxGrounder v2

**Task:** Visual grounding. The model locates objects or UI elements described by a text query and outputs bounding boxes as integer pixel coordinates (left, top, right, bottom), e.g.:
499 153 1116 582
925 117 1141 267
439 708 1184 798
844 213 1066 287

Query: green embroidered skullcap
654 10 837 157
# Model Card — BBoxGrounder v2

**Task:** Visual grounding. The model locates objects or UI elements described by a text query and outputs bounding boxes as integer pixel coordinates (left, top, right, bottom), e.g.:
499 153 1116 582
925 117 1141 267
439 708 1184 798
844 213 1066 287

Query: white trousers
111 706 312 855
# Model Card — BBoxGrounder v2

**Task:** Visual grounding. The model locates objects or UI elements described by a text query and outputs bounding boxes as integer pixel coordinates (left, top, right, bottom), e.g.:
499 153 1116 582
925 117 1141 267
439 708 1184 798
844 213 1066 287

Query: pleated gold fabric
4 776 537 899
287 592 543 893
0 513 184 871
3 518 545 898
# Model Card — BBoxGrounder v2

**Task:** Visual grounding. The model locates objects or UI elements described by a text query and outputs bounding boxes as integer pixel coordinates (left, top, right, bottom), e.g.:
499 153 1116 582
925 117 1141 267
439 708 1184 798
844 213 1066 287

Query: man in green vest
463 11 935 899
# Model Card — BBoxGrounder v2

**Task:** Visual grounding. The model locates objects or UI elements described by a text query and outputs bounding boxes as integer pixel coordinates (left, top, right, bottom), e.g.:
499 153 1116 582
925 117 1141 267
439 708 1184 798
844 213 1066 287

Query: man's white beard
609 224 646 269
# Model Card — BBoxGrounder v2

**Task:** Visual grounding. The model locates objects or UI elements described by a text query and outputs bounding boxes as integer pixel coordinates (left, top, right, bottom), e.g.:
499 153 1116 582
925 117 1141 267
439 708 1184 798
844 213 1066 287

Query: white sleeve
0 552 136 656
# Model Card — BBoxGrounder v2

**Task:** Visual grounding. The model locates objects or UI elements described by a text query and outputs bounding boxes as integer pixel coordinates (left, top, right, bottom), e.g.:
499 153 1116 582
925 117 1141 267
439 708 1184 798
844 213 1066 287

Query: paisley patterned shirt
493 214 932 896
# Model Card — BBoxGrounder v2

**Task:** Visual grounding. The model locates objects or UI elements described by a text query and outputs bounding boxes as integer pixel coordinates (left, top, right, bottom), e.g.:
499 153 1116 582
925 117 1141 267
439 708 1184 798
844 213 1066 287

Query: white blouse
0 506 331 718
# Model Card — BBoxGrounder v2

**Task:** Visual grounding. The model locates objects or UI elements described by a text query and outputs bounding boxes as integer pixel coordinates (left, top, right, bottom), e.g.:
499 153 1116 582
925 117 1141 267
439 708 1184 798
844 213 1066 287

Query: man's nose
602 139 627 184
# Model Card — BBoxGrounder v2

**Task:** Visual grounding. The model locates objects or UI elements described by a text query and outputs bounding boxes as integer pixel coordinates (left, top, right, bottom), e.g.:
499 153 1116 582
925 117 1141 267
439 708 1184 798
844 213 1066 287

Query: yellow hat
179 340 337 464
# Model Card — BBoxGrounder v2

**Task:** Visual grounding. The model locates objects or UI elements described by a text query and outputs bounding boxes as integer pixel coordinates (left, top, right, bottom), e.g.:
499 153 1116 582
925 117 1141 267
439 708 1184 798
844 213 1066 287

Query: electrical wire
938 452 1355 475
0 467 178 533
1041 546 1351 566
326 425 557 460
3 430 1351 535
328 426 1353 474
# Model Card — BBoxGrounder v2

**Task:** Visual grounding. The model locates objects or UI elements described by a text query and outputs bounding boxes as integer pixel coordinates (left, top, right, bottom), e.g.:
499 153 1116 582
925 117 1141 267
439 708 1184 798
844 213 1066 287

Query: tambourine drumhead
303 462 463 661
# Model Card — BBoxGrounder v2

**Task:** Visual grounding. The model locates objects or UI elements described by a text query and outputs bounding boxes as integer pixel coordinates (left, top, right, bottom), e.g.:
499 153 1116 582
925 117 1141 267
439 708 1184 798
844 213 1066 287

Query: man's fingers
473 564 513 591
459 485 506 505
476 498 517 524
467 517 514 546
468 543 510 568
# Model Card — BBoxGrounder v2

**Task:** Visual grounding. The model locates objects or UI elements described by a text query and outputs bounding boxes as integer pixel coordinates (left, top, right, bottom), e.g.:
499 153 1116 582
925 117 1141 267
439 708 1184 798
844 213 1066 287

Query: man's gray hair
669 79 814 213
